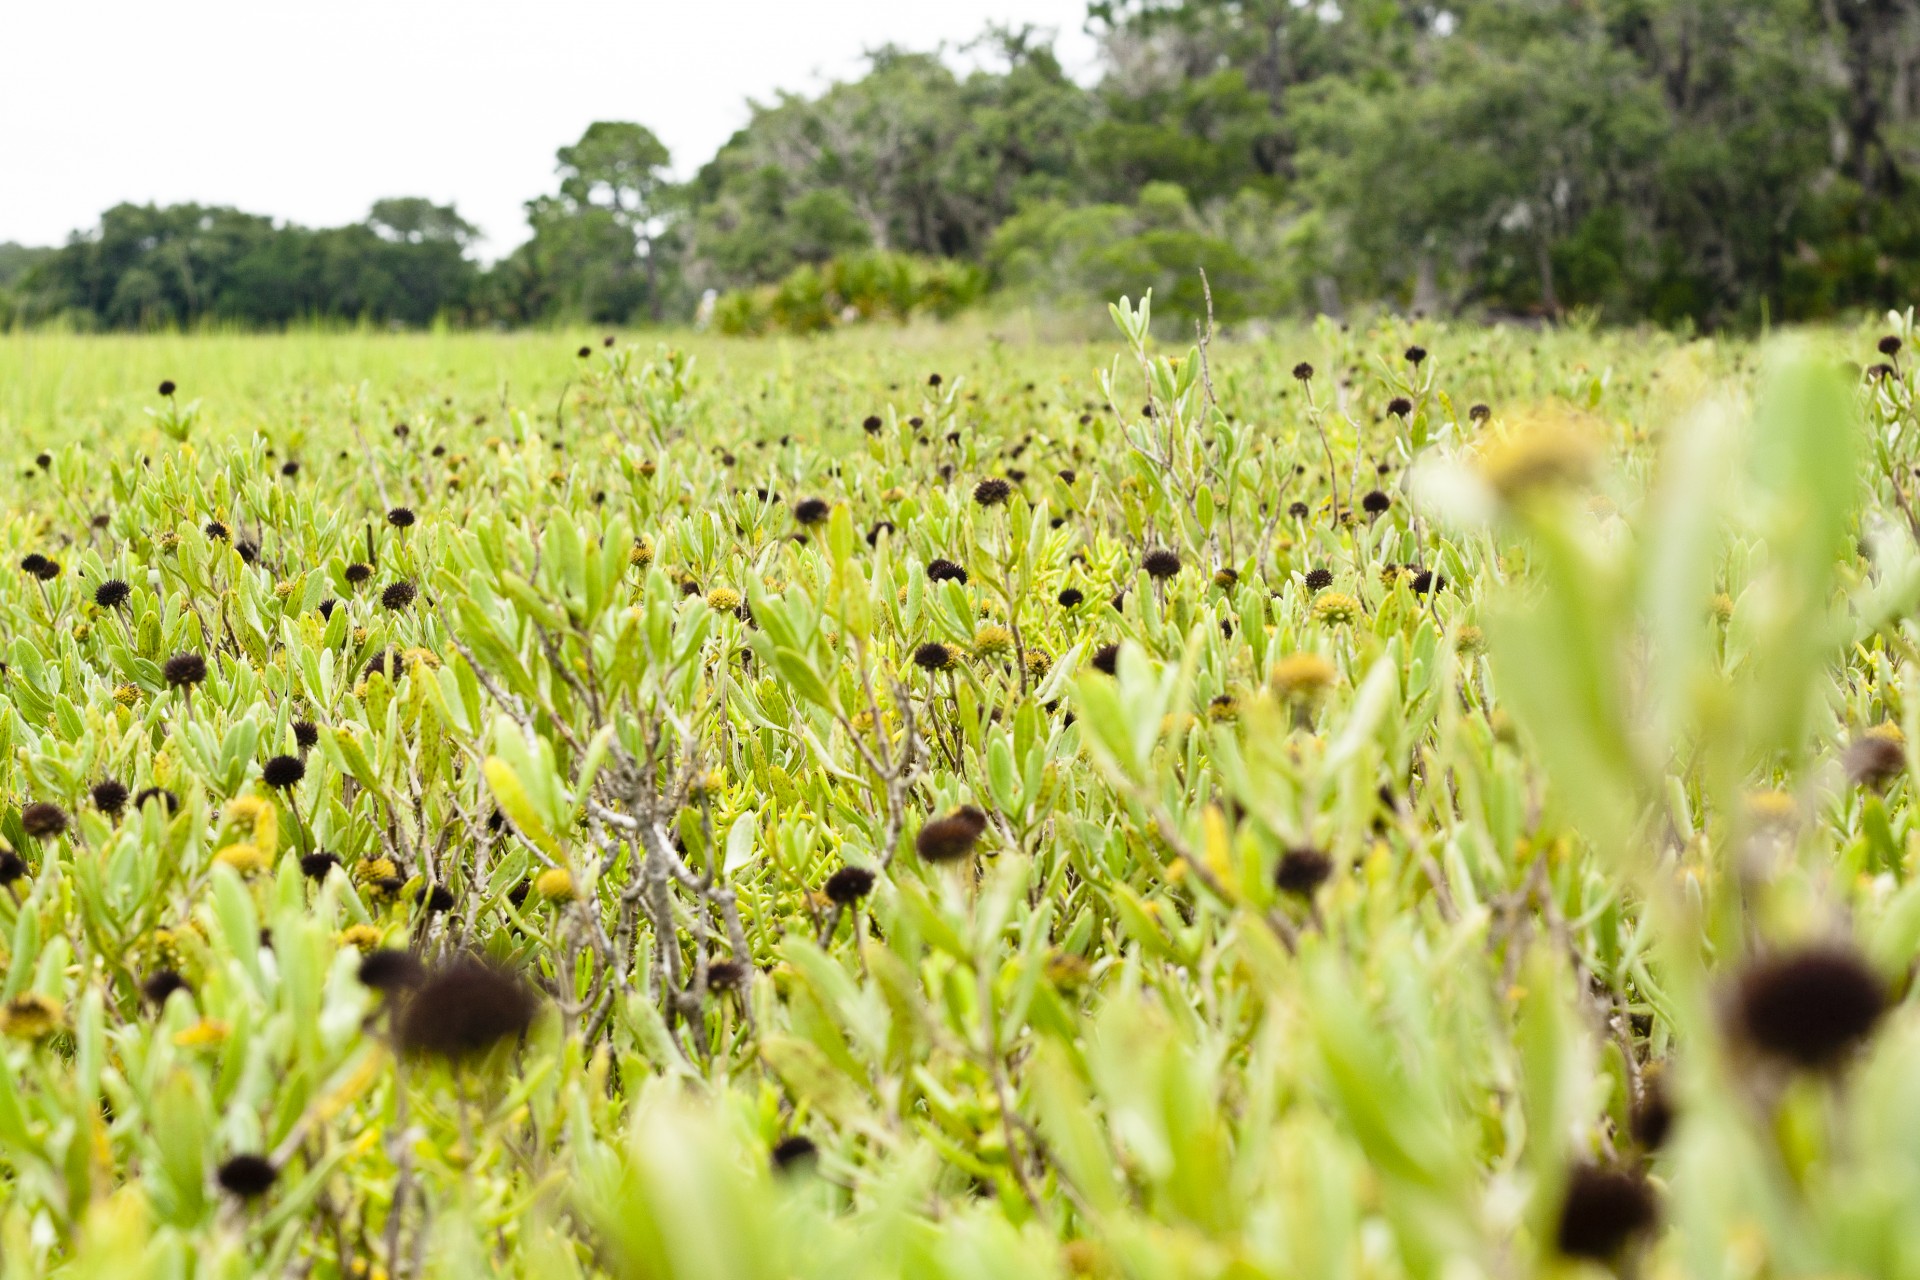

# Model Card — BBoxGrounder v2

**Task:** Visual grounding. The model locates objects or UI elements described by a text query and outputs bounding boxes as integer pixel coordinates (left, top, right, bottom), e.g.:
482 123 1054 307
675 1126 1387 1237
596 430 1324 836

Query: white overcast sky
1 0 1098 258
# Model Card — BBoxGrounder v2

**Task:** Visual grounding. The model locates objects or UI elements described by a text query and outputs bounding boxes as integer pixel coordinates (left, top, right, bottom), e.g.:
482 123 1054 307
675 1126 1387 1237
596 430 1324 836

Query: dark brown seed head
824 866 876 905
771 1134 819 1173
158 380 177 397
20 803 67 840
394 955 538 1062
261 755 305 789
1057 587 1084 608
926 558 968 584
216 1154 278 1199
706 958 751 990
1734 943 1886 1070
1275 846 1334 897
381 581 417 610
93 579 131 609
1142 548 1182 580
916 805 988 863
357 948 426 993
912 642 954 672
1304 568 1334 592
1630 1075 1674 1151
1879 335 1903 357
386 507 416 529
344 563 372 585
91 780 129 816
1090 643 1121 675
1555 1164 1657 1260
163 652 207 688
0 851 24 885
1362 489 1391 515
1404 345 1427 366
292 720 319 750
299 851 340 880
1387 397 1413 418
134 786 179 813
143 969 191 1008
1845 733 1905 789
973 478 1012 507
1292 362 1313 381
793 498 830 526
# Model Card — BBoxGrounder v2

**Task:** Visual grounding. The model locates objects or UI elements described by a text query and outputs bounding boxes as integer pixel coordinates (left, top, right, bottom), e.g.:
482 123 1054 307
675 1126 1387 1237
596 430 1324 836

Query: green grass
0 305 1916 1279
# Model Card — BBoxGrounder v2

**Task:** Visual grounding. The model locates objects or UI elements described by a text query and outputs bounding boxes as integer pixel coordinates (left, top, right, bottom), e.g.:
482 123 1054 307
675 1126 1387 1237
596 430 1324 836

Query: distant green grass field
0 308 1916 1279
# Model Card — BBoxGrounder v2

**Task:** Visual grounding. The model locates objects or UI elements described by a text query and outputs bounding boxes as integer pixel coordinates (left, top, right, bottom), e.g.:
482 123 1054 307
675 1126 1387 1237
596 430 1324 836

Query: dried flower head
394 955 539 1062
974 478 1012 507
216 1154 278 1200
1734 943 1886 1070
1555 1164 1657 1261
93 579 131 609
91 780 129 816
926 558 969 584
1090 642 1121 675
913 641 955 672
299 851 341 880
1362 489 1391 515
163 652 208 688
793 498 831 526
824 866 876 905
771 1135 819 1173
1057 587 1084 608
916 805 989 862
261 755 305 789
1303 567 1334 593
1846 730 1906 789
292 720 319 750
20 803 67 840
357 948 426 993
1142 548 1182 580
387 507 416 529
380 581 417 610
142 970 192 1008
1292 362 1314 382
1275 846 1334 896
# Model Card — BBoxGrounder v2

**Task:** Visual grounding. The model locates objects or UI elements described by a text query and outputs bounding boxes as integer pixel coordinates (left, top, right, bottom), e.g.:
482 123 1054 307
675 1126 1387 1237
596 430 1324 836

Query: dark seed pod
386 507 416 529
91 780 130 816
926 558 969 584
394 955 538 1062
793 498 830 526
1057 587 1084 608
134 787 179 813
299 851 340 880
916 806 988 862
163 652 207 687
1287 500 1310 519
216 1155 277 1201
1469 403 1492 421
1090 643 1121 675
973 478 1012 507
1142 548 1182 580
1275 846 1334 897
261 755 305 789
158 380 177 397
862 415 883 433
93 579 131 609
292 720 319 750
1404 345 1427 366
1629 1074 1674 1152
912 641 955 672
1845 733 1905 789
1878 335 1903 357
380 581 417 610
1362 489 1391 515
1386 397 1413 418
204 521 230 541
142 969 192 1008
771 1134 819 1173
344 563 372 585
358 948 426 993
1304 568 1334 592
20 803 67 840
1555 1164 1656 1261
706 958 751 990
1291 362 1313 381
1734 943 1886 1070
0 850 25 884
824 866 876 905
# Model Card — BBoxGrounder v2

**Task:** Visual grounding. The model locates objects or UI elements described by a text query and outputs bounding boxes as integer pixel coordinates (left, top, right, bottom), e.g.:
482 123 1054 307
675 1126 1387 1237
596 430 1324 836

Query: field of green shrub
1 304 1919 1279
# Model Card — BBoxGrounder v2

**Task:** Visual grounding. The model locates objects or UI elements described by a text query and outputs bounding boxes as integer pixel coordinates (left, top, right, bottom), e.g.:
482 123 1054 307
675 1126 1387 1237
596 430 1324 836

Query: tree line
6 0 1918 333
